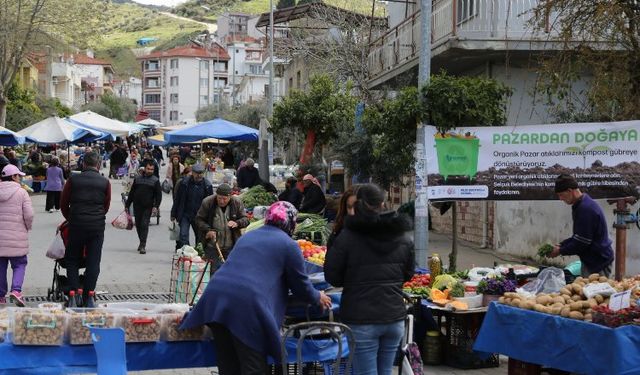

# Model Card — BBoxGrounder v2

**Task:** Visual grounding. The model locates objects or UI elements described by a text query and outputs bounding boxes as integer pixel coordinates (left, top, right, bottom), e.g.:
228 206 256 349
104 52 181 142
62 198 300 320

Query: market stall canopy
147 133 231 146
163 118 259 143
137 118 162 128
0 126 25 146
68 111 142 139
18 116 105 144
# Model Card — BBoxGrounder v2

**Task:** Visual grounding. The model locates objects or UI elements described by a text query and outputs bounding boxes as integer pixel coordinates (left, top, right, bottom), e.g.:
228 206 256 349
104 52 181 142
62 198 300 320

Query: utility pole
259 0 275 183
414 0 432 268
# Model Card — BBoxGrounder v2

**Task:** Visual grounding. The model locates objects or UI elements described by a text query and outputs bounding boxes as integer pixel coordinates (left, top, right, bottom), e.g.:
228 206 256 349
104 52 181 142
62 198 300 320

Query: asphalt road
22 166 177 296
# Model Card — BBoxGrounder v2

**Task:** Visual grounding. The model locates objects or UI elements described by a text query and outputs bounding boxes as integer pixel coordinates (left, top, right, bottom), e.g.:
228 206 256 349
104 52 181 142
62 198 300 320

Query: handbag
161 179 172 194
45 231 66 260
169 221 180 241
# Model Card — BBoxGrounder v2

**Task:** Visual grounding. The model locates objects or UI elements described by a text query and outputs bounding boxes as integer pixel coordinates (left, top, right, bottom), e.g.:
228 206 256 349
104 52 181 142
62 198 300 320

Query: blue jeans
178 217 199 248
349 321 404 375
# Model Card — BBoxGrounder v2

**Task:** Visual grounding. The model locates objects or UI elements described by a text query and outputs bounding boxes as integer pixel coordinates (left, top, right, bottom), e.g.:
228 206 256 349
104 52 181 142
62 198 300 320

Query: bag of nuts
121 313 161 342
161 313 204 341
67 309 119 345
12 309 66 346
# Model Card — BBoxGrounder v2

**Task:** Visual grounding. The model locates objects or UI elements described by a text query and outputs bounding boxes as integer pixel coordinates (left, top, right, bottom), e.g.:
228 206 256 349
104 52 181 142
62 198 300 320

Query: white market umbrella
18 116 103 144
69 110 140 138
137 118 162 127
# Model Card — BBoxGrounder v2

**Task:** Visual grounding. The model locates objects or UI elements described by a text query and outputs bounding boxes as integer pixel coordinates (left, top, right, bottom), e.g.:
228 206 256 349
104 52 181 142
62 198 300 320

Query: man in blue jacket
550 174 613 277
171 163 213 248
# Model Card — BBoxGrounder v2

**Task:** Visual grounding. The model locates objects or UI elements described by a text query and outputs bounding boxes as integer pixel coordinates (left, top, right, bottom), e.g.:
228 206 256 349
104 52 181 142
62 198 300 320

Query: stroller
46 221 86 302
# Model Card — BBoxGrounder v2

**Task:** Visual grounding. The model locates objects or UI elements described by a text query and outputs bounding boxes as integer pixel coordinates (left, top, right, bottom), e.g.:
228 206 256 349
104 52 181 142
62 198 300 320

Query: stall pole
450 202 458 272
608 197 637 280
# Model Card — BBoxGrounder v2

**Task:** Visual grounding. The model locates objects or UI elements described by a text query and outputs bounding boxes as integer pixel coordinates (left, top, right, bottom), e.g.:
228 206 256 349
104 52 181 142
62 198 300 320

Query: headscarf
264 201 298 236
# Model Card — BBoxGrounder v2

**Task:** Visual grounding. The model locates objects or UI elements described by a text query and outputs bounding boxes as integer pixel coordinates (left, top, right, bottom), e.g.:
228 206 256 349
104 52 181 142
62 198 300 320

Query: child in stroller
46 221 87 303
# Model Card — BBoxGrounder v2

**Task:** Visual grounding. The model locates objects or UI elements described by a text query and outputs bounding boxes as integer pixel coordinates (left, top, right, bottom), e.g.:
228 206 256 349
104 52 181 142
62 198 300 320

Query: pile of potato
68 310 117 345
121 314 161 342
161 313 204 341
13 310 66 346
498 273 639 322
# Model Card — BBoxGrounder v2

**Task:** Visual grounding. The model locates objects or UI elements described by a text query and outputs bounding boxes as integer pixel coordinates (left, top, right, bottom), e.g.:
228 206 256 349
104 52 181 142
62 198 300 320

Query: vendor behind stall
550 174 613 277
181 201 332 374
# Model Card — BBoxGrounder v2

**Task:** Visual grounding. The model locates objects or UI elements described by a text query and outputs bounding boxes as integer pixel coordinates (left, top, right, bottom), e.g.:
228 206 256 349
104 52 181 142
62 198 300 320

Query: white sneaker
47 209 53 213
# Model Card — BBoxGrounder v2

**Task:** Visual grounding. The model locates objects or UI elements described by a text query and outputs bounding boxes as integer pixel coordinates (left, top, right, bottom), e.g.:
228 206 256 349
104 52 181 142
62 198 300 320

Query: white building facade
113 77 143 109
139 44 230 125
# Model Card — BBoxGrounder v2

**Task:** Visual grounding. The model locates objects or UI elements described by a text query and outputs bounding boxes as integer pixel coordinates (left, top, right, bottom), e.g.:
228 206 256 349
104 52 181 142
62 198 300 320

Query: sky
130 0 189 7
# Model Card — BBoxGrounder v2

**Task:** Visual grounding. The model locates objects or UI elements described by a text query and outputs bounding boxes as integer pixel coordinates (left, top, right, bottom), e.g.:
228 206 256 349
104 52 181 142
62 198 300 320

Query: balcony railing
368 0 557 82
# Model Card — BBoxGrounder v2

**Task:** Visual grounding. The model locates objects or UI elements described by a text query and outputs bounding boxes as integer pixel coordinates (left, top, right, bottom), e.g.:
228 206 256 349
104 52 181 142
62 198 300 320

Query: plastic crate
443 312 499 369
508 358 541 375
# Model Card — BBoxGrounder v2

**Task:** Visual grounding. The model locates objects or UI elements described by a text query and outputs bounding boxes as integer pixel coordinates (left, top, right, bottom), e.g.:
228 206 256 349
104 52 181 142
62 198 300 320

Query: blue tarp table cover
473 302 640 375
0 336 349 375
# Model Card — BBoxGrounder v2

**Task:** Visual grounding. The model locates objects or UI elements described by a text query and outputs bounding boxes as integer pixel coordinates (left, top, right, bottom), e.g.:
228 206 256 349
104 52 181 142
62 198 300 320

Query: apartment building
217 12 252 41
113 77 143 108
32 52 83 110
138 44 230 125
72 52 116 104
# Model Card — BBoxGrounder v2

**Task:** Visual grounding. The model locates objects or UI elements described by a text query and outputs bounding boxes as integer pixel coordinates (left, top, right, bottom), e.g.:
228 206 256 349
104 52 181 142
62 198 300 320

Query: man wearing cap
237 158 261 189
125 162 162 254
195 183 249 263
60 152 111 307
549 173 614 277
171 163 213 248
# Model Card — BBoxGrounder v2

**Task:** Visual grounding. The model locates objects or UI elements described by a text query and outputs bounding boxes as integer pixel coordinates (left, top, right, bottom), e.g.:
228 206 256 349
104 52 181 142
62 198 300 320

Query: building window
457 0 477 23
145 77 159 88
296 71 301 90
200 78 209 88
213 78 226 88
249 64 263 75
200 60 209 71
170 93 179 103
213 94 220 104
170 76 179 86
170 110 178 121
144 60 159 71
264 84 270 97
170 59 179 69
145 94 160 104
149 110 161 121
200 95 209 106
214 62 226 72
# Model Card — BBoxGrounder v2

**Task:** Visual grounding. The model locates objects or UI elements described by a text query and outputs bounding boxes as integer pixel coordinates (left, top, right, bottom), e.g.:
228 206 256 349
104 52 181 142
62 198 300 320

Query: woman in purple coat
44 158 65 212
181 201 332 374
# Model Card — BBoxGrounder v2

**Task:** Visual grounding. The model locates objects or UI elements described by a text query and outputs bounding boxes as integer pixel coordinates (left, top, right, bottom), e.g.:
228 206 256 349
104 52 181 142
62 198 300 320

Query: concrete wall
430 201 495 247
494 199 640 276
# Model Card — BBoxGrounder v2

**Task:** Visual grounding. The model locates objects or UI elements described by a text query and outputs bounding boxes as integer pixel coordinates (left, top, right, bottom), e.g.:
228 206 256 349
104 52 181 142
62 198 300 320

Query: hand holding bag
112 210 134 230
45 231 66 260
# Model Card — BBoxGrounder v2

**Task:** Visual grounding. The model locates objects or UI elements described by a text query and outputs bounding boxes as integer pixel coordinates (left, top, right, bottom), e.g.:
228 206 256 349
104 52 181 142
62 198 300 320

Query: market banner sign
423 121 640 200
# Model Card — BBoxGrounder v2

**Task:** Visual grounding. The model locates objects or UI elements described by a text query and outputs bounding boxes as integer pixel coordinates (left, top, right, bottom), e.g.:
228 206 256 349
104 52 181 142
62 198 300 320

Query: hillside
175 0 383 23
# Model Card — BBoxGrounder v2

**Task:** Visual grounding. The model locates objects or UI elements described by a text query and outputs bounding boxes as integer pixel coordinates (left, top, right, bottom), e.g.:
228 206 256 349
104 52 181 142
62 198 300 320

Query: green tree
277 0 296 9
530 1 640 121
35 97 73 119
0 0 106 127
271 74 357 153
100 93 137 122
422 73 512 133
5 81 41 131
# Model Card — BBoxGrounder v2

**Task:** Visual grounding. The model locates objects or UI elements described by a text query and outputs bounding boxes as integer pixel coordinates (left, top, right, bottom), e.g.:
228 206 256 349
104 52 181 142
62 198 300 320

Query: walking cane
189 242 226 306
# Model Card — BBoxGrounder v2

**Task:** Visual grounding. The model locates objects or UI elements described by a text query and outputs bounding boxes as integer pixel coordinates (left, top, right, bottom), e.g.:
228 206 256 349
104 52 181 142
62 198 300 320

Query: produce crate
267 362 323 375
508 358 541 375
439 310 499 369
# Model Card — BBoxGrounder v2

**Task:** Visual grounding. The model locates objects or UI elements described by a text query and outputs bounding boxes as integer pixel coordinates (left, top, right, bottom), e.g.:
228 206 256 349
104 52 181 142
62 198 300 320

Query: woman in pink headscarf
299 174 326 214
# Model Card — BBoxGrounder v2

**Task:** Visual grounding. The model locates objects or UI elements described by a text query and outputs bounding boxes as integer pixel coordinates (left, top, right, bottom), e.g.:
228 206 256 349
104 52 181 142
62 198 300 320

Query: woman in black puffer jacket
324 183 414 375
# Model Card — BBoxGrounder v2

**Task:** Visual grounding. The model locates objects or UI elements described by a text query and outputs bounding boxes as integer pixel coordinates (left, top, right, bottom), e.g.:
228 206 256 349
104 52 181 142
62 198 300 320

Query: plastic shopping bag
169 221 180 241
162 179 172 194
45 231 66 260
111 210 134 230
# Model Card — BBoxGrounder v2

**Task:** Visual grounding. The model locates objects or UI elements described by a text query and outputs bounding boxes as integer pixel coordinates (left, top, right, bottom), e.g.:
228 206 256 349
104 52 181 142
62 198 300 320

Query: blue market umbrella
163 118 259 143
0 126 25 146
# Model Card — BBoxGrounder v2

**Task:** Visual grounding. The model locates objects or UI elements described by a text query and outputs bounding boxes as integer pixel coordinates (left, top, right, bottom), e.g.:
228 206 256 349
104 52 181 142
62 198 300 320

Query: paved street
16 166 515 374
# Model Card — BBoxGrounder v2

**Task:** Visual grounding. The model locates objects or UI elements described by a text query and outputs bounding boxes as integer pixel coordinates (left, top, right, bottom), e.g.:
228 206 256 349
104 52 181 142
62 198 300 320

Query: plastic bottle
77 288 84 307
86 291 96 308
68 290 77 308
428 253 442 284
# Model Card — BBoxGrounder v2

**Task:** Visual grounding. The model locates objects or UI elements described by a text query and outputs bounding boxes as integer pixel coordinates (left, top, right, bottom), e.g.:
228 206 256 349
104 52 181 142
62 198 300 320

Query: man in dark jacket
278 177 303 209
195 183 249 263
60 152 111 307
299 174 326 214
171 163 213 248
126 163 162 254
237 158 261 189
109 145 128 178
550 174 614 277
